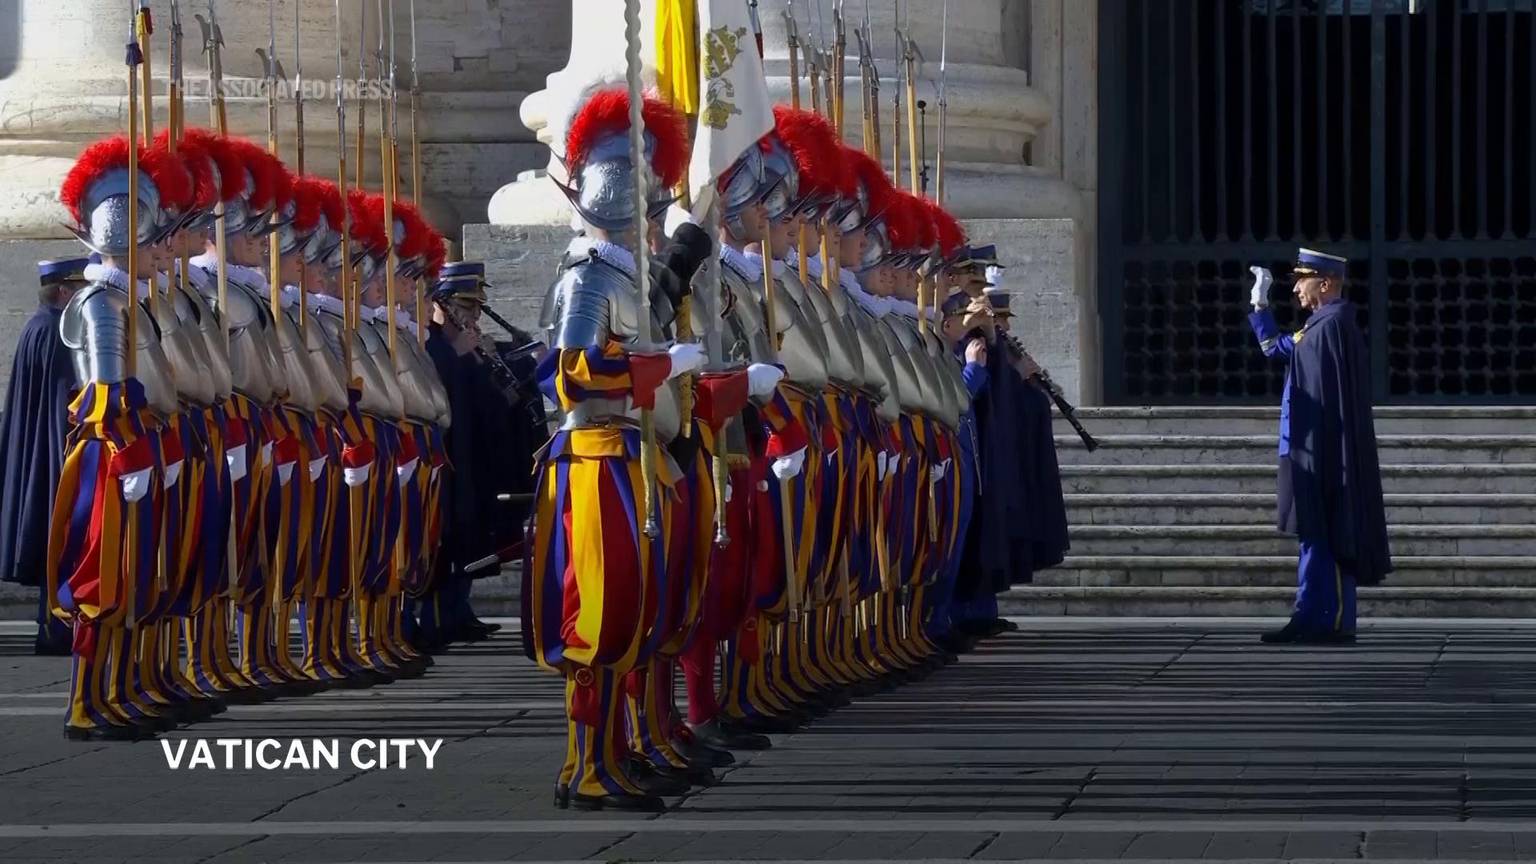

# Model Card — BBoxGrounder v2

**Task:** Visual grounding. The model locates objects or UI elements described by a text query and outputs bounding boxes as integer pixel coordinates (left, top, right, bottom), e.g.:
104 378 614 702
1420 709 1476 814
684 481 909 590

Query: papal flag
657 0 776 205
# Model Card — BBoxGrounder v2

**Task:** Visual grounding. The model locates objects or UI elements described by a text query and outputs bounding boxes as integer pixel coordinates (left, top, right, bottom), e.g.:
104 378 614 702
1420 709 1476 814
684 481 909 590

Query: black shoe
468 618 503 635
693 718 772 752
625 759 691 797
64 723 153 742
672 735 735 768
737 713 801 735
554 784 570 809
654 762 716 788
569 791 666 812
1260 618 1307 644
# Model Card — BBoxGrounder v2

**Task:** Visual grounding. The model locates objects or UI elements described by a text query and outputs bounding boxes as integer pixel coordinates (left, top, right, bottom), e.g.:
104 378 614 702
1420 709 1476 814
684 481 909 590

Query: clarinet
439 302 535 405
1001 334 1099 453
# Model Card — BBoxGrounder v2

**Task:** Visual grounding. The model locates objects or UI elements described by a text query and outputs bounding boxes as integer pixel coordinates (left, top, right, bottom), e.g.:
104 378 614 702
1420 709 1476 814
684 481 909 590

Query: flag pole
135 1 158 316
264 0 282 322
621 0 660 538
408 0 425 348
171 0 192 304
377 0 398 364
334 0 354 370
294 0 307 330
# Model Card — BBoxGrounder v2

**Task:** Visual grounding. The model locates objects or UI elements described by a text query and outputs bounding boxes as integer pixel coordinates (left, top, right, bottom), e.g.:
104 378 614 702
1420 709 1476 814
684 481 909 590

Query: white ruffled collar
567 237 637 278
188 252 268 296
722 243 763 282
844 274 894 317
83 263 152 300
307 292 346 317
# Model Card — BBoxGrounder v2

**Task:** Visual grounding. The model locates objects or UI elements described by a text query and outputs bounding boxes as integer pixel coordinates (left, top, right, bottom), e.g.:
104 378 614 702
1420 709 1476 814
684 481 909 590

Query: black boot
1259 618 1307 644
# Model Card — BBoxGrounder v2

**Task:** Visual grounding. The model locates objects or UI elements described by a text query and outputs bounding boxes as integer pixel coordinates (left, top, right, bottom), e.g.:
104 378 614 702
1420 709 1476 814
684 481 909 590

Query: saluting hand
1249 266 1272 311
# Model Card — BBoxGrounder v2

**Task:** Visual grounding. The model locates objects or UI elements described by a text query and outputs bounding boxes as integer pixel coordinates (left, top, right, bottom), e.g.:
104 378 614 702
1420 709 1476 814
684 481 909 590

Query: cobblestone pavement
4 619 1536 863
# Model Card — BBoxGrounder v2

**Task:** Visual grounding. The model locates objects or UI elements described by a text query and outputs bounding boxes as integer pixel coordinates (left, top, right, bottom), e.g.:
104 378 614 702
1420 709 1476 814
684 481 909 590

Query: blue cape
0 306 73 586
1280 300 1392 585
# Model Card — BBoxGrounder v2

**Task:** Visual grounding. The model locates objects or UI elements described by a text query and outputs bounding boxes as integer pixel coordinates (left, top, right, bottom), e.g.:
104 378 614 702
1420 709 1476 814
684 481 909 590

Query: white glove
667 342 706 379
876 451 888 479
226 444 249 483
771 447 806 481
162 459 183 490
746 363 784 399
931 459 951 483
1249 266 1272 310
119 466 154 503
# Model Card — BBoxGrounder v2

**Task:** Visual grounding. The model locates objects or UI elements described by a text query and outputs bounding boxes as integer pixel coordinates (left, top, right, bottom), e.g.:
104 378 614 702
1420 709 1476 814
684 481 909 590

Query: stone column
0 0 560 246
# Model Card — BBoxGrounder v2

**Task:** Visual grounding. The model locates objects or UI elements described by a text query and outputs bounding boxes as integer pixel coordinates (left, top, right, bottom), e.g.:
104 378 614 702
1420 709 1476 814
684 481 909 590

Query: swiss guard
526 84 709 812
50 135 187 740
1 257 89 656
1248 250 1392 644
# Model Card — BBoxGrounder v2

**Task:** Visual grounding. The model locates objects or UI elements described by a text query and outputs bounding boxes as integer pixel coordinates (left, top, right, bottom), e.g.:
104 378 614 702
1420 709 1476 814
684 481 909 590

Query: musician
1248 251 1391 644
0 258 89 656
933 265 995 648
984 275 1070 611
421 262 504 650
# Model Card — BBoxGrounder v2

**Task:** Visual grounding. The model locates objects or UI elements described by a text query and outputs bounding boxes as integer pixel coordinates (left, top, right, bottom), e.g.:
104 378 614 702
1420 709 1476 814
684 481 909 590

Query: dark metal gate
1099 0 1536 404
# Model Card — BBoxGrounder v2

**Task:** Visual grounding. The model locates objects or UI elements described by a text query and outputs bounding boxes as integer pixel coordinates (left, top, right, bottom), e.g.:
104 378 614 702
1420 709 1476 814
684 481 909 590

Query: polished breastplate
61 281 180 418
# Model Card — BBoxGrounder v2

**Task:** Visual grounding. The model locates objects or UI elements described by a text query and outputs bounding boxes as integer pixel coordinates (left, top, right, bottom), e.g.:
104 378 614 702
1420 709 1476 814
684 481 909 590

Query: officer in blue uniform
419 262 506 649
1248 249 1392 645
0 258 90 655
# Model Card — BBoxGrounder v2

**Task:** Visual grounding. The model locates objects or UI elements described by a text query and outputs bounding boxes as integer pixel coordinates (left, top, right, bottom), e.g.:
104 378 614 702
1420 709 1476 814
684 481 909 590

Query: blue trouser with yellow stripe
1296 538 1358 635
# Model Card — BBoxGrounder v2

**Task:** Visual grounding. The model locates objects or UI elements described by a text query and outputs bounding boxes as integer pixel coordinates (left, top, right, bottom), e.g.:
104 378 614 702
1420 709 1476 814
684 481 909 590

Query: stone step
1069 523 1536 556
1052 405 1536 437
1000 585 1536 617
1060 462 1536 495
1054 433 1536 465
1065 492 1536 526
1034 554 1536 589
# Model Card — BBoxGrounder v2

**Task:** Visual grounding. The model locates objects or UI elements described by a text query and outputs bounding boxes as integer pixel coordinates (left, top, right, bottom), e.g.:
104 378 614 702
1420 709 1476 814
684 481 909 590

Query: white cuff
226 444 249 483
119 466 154 503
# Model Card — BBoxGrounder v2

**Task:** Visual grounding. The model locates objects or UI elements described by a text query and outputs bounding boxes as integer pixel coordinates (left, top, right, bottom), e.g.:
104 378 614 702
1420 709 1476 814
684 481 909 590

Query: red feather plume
928 200 965 256
288 177 326 233
60 136 130 224
424 232 447 282
773 106 847 198
307 178 346 234
882 192 920 252
565 88 690 189
349 190 388 255
908 193 937 250
843 145 894 214
223 138 288 212
181 128 247 202
393 200 433 260
141 141 193 212
174 140 219 211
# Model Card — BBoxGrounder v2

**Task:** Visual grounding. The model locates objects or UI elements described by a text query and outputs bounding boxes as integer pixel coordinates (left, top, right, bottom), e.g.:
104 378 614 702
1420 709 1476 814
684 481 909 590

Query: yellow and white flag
658 0 775 206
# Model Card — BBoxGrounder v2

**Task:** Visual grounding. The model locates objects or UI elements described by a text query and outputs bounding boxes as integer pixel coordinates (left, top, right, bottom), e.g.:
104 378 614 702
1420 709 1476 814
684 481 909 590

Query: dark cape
1280 299 1392 586
426 325 503 579
0 306 73 586
960 333 1070 596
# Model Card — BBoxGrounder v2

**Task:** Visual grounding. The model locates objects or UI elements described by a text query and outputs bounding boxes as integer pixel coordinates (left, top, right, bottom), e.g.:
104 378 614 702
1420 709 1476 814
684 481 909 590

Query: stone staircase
1005 406 1536 617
